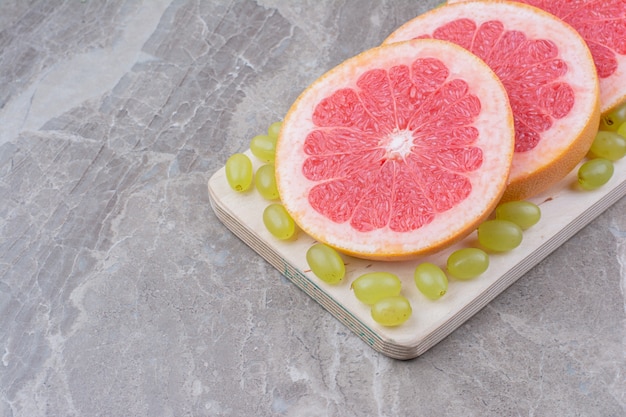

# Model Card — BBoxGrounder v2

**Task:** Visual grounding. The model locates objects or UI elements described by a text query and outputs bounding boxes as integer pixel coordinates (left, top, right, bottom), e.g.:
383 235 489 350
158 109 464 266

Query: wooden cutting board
208 152 625 360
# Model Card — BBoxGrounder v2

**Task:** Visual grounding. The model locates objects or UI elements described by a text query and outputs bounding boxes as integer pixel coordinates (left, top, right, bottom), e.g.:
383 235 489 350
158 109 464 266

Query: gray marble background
1 1 624 416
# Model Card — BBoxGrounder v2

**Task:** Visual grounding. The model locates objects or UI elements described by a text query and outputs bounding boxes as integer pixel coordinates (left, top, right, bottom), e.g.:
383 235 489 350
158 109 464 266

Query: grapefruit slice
275 39 515 261
448 0 626 112
384 1 600 202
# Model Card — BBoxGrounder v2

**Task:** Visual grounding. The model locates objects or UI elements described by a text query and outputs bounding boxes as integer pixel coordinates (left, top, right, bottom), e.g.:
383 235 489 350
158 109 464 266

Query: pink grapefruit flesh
385 1 600 201
275 39 515 261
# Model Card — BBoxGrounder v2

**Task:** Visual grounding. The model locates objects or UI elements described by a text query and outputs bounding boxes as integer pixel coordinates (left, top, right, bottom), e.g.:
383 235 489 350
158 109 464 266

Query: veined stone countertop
1 1 624 416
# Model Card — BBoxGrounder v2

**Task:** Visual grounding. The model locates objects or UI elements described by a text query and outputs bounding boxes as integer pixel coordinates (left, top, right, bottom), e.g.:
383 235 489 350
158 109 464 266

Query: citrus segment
385 1 600 201
275 39 515 261
447 0 626 112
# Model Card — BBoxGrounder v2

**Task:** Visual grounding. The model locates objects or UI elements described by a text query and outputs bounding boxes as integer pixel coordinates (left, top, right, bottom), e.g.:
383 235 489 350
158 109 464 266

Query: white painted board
208 152 625 359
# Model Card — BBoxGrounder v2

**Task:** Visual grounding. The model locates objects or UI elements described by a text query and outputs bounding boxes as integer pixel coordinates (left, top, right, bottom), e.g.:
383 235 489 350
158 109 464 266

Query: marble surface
1 1 625 416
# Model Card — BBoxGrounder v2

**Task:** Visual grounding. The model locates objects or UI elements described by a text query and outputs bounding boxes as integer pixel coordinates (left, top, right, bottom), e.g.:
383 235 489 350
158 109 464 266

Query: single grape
616 123 626 142
589 131 626 161
577 158 614 190
477 219 523 252
446 248 489 280
225 153 253 192
250 134 277 162
370 296 412 327
414 262 448 300
254 164 279 200
263 204 296 240
267 121 283 139
599 102 626 131
306 243 345 284
495 200 541 230
351 272 402 305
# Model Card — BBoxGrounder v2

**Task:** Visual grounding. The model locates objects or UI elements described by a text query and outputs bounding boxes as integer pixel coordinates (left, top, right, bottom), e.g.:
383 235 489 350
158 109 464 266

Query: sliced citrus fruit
275 39 515 261
385 1 600 201
448 0 626 112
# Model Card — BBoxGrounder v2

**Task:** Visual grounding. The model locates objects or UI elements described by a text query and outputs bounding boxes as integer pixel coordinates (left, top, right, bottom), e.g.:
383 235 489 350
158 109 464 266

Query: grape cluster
345 199 542 326
423 201 539 292
225 120 299 241
579 102 626 190
226 120 350 287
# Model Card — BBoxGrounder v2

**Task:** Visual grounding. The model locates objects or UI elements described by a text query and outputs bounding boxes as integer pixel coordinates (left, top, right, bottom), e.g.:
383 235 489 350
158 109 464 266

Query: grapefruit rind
275 39 515 261
385 1 601 202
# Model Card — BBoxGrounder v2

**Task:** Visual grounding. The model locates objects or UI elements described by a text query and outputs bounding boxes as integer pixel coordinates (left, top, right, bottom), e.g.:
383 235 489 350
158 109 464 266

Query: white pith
381 129 414 160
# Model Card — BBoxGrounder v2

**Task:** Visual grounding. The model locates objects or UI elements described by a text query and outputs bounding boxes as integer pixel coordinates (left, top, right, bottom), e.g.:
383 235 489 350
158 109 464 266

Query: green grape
263 203 296 240
254 164 279 200
306 243 345 284
351 272 402 305
599 102 626 131
413 262 448 300
577 158 614 190
477 220 523 252
495 200 541 230
267 121 283 139
446 248 489 280
370 296 412 327
225 153 253 192
616 122 626 142
250 134 277 162
589 131 626 161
